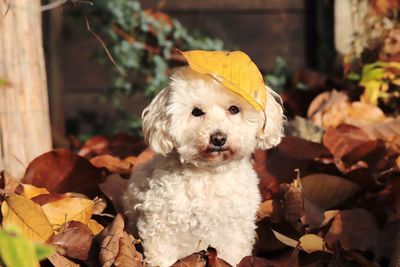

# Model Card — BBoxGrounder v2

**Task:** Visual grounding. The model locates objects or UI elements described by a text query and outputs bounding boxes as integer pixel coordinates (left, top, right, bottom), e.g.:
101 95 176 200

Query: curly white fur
123 67 284 266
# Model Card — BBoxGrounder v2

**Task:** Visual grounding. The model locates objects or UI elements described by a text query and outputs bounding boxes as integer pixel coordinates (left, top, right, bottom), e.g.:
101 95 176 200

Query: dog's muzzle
210 131 227 148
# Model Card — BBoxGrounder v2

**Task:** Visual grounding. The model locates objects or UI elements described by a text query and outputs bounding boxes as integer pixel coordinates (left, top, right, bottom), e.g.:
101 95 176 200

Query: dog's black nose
210 132 227 147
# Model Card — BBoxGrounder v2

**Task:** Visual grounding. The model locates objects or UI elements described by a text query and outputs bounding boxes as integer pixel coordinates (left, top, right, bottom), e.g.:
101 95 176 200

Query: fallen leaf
1 195 53 242
133 148 155 170
362 117 400 151
238 253 299 267
22 149 105 198
48 253 80 267
300 174 360 209
92 197 107 215
78 135 110 157
271 229 299 248
180 50 266 111
253 150 279 201
205 246 232 267
299 234 330 253
88 219 104 235
257 136 330 190
323 124 371 159
48 221 94 261
257 200 278 221
21 184 50 199
99 214 125 267
325 209 379 252
99 174 128 213
41 197 94 227
308 91 386 128
320 210 340 228
90 155 133 174
31 193 66 206
345 101 386 126
307 90 350 128
281 184 304 223
114 231 142 267
170 251 207 267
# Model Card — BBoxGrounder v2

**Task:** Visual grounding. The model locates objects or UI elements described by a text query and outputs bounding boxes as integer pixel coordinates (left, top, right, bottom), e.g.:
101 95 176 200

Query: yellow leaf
1 195 53 242
41 197 94 227
88 219 104 235
361 80 382 105
271 230 298 248
22 184 50 199
299 234 331 254
180 50 266 111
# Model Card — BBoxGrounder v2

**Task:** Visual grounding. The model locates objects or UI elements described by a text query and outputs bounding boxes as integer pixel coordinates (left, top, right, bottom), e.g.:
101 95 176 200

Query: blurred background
43 0 331 141
40 0 399 144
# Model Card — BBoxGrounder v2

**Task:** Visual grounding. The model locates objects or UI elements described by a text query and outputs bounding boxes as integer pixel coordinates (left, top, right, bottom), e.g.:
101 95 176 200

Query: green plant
0 226 54 267
75 1 224 135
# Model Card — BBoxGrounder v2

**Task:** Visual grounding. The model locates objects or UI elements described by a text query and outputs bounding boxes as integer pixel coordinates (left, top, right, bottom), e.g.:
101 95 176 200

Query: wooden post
0 0 52 179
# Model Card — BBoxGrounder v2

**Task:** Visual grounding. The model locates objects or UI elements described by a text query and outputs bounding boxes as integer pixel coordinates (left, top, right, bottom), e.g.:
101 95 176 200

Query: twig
41 0 93 12
41 0 68 11
83 15 126 76
3 0 11 18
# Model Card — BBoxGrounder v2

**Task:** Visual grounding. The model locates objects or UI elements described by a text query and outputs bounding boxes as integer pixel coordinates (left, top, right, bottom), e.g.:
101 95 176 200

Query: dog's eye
228 105 240 115
192 107 205 117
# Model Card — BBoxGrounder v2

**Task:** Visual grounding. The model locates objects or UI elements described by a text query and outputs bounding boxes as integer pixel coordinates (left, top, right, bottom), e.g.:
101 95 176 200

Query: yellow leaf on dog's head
180 50 266 111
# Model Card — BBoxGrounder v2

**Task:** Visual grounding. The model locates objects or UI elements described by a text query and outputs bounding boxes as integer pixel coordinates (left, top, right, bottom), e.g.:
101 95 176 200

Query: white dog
123 67 284 266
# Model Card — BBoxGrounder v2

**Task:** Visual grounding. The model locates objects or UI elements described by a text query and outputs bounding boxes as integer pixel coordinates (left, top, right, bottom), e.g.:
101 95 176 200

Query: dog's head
142 67 284 166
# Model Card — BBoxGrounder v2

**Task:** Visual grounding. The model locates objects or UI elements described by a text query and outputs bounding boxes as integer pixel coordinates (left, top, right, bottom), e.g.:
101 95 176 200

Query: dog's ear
257 86 285 149
142 87 174 155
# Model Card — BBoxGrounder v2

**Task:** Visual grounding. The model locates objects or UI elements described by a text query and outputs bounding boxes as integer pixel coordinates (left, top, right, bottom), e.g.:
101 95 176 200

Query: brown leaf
325 209 379 252
90 155 133 174
205 246 232 267
99 174 128 213
92 197 107 215
21 184 50 199
22 149 105 198
323 124 371 160
49 221 95 261
253 150 279 201
300 174 360 209
170 252 207 267
48 253 80 267
308 90 350 128
99 213 125 267
238 253 299 267
114 231 142 267
133 148 154 170
31 193 66 205
281 184 304 223
78 135 110 157
258 136 330 195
